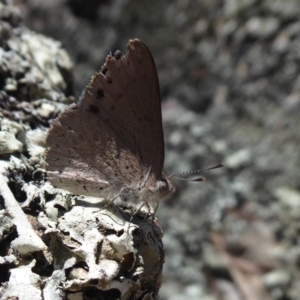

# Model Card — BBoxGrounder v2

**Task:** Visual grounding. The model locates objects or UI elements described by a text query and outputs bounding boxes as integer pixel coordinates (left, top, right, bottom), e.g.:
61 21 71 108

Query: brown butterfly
45 39 175 207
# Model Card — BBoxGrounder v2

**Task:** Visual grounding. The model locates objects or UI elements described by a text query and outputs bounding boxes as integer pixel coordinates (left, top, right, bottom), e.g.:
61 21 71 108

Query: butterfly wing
45 39 165 198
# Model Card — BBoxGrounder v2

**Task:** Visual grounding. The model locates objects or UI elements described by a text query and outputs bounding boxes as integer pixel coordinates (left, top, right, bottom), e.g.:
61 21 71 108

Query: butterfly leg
99 190 124 211
152 202 159 222
126 202 145 234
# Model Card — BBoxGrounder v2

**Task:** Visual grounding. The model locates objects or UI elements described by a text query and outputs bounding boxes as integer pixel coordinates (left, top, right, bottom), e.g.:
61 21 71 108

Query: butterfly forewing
46 39 165 198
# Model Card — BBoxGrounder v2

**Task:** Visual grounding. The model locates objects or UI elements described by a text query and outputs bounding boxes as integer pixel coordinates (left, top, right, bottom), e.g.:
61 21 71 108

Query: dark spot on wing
125 166 129 170
114 50 123 60
88 105 99 114
101 66 108 75
96 88 104 99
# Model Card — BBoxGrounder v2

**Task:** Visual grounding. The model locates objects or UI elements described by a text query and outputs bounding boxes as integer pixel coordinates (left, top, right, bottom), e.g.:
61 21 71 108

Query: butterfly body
45 39 174 206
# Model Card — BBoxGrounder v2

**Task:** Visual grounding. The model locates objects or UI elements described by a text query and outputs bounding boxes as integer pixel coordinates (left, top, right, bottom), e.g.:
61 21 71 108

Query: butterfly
45 39 175 207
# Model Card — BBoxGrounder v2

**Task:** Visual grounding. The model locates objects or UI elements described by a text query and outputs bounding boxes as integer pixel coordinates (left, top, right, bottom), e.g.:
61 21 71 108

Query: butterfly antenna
169 163 224 182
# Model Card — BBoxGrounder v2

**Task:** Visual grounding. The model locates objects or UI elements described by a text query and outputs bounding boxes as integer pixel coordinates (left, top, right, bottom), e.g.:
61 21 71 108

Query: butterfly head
140 174 175 204
157 174 175 199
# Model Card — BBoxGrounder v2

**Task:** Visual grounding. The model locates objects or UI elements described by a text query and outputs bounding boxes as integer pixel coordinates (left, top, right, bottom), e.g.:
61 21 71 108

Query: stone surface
2 0 300 299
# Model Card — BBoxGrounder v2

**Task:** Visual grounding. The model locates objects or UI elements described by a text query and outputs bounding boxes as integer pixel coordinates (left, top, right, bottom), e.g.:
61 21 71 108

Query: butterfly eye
158 178 169 194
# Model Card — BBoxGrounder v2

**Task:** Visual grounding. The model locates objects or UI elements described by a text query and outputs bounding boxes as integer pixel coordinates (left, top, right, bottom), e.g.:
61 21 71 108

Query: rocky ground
2 0 300 299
